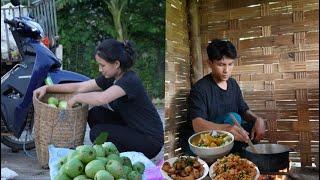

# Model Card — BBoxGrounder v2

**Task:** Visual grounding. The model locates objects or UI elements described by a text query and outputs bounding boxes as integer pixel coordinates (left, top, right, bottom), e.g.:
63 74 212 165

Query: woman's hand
227 125 250 143
33 85 48 100
68 95 77 108
251 117 266 141
67 94 79 108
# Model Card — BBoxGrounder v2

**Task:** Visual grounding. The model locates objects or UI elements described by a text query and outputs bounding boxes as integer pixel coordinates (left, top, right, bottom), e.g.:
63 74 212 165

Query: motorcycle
1 0 90 151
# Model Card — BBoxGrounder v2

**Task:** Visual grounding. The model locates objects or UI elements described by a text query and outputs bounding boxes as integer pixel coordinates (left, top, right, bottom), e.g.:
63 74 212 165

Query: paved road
1 106 164 179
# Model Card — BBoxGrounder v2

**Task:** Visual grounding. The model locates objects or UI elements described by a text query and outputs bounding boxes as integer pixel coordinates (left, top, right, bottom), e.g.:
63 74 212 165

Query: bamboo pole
188 0 203 84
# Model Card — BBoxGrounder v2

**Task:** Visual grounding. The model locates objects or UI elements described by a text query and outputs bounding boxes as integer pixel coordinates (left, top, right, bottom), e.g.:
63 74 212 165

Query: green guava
102 142 119 156
60 164 67 174
127 171 142 180
64 157 84 178
76 145 97 164
48 103 57 108
85 159 106 179
121 156 132 167
57 156 67 170
67 150 79 161
54 170 72 180
123 165 133 176
48 97 59 105
107 154 123 164
93 144 105 157
73 174 89 180
96 157 109 164
105 160 124 179
58 100 68 109
94 170 114 180
132 162 145 174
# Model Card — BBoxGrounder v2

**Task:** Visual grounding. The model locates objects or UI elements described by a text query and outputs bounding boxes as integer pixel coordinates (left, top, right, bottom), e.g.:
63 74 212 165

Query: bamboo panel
237 73 282 81
204 17 318 39
203 0 318 12
275 79 319 90
239 35 294 50
198 0 319 166
277 121 318 131
264 131 319 141
278 60 319 73
165 0 318 166
239 54 280 65
166 42 190 58
277 51 317 63
233 64 265 73
205 1 318 22
272 21 319 35
165 0 190 159
167 0 187 20
238 46 304 57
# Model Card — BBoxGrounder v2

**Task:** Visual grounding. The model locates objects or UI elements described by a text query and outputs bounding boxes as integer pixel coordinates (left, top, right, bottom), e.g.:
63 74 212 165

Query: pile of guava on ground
54 141 145 180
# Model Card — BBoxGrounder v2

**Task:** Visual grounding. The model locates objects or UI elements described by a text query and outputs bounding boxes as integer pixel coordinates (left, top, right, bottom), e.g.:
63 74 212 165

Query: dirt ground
1 106 164 180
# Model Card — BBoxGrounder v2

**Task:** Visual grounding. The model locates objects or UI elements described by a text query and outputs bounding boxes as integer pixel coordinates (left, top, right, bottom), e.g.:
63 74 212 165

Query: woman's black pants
87 106 162 159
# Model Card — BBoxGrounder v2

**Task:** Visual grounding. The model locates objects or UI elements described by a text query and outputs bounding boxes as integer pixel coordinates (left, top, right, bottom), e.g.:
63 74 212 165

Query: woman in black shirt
33 39 163 159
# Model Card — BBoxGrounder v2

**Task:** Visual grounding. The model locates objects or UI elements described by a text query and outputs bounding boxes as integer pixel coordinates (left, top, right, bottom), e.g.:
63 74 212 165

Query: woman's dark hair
95 39 136 71
206 39 237 61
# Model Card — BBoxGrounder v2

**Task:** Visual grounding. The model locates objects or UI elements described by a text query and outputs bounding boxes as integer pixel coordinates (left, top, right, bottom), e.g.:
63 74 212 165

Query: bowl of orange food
188 130 234 162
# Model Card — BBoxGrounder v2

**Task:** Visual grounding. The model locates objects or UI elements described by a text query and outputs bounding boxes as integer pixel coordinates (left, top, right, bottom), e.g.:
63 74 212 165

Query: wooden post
188 0 203 84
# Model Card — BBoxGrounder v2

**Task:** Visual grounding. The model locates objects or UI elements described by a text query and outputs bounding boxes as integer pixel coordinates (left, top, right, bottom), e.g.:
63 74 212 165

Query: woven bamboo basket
33 93 88 168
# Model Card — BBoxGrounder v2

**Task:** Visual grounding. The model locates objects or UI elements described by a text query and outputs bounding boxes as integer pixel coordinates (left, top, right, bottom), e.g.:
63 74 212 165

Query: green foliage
93 132 109 145
56 0 164 98
56 0 116 78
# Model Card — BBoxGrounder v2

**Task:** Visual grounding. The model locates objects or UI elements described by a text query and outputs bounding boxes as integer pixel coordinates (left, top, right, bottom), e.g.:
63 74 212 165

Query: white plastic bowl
188 130 234 162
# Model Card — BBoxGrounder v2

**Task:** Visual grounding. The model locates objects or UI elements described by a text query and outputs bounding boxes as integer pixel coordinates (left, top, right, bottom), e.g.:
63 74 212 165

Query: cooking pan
244 144 294 173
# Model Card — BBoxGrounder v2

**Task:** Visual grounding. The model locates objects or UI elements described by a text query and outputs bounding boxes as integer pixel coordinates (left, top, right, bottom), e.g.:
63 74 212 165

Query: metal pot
244 144 293 173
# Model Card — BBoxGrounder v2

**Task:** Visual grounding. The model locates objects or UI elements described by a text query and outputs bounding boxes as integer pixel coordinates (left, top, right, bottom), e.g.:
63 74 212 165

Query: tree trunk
106 0 127 41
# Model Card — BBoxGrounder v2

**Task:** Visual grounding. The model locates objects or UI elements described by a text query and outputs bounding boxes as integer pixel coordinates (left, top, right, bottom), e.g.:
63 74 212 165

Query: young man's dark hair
206 39 237 61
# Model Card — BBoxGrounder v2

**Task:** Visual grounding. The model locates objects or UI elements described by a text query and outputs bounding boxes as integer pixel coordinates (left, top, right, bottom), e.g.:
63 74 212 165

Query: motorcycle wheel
1 106 35 151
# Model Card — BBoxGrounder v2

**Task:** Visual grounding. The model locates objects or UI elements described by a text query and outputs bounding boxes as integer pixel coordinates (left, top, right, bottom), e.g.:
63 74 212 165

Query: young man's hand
227 125 250 143
251 117 265 141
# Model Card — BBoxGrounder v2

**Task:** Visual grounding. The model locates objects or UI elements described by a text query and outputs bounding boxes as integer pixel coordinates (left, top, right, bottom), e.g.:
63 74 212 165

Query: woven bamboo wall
199 0 319 166
165 0 191 159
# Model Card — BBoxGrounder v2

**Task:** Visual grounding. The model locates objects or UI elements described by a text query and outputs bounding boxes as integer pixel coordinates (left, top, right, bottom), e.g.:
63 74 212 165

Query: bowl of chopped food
161 156 209 180
188 130 234 161
209 154 260 180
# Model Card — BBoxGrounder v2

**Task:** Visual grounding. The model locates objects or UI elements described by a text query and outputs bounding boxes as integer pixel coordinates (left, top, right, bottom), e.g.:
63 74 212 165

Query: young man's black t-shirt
180 73 250 154
189 74 249 123
95 70 164 146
